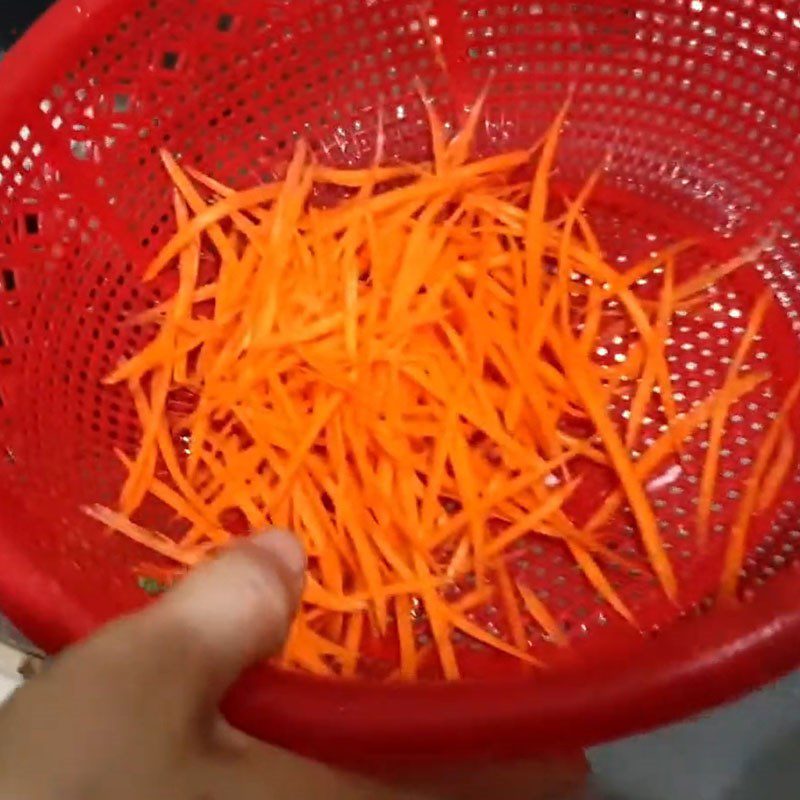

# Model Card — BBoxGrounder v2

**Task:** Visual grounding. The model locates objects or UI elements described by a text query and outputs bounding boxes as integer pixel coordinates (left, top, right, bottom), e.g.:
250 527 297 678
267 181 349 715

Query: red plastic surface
2 0 800 762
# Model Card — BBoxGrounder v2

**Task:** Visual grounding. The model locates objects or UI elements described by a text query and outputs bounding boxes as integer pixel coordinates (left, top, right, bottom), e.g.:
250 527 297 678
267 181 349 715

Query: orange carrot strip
720 375 800 598
757 427 795 512
568 543 634 624
587 372 769 532
626 254 674 449
561 333 677 600
143 185 279 281
413 553 459 679
523 96 570 334
395 594 418 680
496 561 528 651
269 393 343 511
304 576 366 613
698 291 772 545
446 80 491 169
516 581 567 647
341 611 364 677
83 504 210 566
484 480 580 558
673 237 769 304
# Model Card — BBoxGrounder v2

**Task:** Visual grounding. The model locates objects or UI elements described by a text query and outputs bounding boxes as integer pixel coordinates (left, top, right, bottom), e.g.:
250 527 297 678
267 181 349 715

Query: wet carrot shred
87 91 787 680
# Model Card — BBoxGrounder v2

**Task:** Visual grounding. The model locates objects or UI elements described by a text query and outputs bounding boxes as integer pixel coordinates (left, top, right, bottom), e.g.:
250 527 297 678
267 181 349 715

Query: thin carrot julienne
88 90 788 681
516 581 567 647
757 426 794 512
697 290 772 547
720 375 800 599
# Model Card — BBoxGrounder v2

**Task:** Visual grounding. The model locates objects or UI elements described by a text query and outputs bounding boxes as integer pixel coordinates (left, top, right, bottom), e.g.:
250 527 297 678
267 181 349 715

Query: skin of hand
0 531 586 800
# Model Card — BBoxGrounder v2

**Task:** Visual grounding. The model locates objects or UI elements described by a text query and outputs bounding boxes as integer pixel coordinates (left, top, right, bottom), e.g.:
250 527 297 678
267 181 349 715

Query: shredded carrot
586 372 769 533
88 89 790 680
341 611 364 677
625 255 674 449
496 561 528 652
568 543 635 624
698 290 772 546
516 581 567 647
672 236 772 306
757 427 795 512
562 332 678 600
83 504 211 566
395 594 418 681
483 480 581 558
720 376 800 598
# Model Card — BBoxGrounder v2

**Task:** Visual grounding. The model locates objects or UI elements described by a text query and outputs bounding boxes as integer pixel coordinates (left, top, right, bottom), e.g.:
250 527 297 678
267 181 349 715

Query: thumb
132 529 306 706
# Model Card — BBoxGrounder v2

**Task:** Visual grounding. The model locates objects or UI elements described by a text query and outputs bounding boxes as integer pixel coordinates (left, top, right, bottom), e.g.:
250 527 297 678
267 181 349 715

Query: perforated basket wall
2 0 800 761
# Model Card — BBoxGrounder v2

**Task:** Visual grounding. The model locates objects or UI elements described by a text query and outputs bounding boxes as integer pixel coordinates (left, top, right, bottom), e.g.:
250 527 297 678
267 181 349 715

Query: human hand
0 530 586 800
0 531 391 799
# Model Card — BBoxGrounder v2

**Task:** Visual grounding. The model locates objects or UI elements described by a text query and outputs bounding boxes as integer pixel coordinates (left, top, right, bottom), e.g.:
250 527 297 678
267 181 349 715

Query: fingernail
252 529 307 579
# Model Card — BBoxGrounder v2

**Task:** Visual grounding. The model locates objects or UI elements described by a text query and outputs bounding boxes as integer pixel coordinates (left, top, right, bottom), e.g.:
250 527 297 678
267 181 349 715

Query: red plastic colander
2 0 800 765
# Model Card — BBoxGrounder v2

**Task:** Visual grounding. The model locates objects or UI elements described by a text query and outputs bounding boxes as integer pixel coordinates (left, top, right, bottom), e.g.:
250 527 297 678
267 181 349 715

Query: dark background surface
0 0 52 55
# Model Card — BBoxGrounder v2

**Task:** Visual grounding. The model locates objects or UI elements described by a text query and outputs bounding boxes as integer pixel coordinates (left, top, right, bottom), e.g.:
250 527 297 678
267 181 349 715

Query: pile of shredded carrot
85 94 799 680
